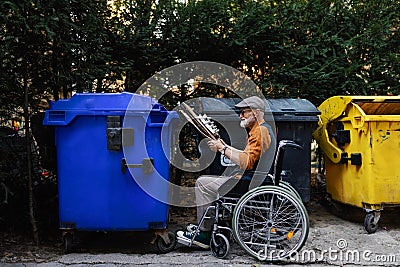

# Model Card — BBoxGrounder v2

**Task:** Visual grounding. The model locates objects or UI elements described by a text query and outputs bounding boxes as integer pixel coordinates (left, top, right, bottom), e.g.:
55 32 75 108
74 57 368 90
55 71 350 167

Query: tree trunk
24 67 39 245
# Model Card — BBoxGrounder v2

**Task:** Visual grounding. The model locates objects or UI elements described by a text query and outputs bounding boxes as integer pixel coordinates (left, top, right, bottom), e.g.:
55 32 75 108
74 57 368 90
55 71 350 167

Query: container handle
121 158 154 174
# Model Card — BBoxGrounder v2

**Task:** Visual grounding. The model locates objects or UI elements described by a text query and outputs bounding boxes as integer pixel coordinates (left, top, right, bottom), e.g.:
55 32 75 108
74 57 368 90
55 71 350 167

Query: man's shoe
176 230 211 249
186 224 198 232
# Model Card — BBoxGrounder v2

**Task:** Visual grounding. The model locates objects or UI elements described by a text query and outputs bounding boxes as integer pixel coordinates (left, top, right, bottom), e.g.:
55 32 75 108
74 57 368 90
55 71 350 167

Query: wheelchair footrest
177 235 192 247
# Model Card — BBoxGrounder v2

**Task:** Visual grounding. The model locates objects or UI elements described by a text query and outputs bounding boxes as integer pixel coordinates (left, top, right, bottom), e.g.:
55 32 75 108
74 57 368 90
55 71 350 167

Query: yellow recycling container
313 96 400 233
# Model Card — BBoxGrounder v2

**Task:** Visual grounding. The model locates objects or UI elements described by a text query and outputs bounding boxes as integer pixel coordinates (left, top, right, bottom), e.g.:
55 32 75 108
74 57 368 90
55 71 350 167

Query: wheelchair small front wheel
210 233 230 259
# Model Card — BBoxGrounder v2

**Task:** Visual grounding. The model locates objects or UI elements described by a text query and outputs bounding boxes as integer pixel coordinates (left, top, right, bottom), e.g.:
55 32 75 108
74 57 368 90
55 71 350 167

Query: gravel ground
1 198 400 266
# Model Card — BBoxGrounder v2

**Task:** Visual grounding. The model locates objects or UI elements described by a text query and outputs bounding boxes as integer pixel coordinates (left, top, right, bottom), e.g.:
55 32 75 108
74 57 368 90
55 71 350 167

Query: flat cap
235 96 266 111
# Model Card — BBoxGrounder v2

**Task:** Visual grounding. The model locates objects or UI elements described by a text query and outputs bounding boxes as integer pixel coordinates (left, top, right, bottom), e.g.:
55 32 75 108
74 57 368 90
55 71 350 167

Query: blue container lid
43 92 167 126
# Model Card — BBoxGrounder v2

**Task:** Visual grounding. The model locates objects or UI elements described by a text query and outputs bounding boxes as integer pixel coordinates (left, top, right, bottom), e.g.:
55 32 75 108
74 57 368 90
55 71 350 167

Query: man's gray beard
240 119 249 128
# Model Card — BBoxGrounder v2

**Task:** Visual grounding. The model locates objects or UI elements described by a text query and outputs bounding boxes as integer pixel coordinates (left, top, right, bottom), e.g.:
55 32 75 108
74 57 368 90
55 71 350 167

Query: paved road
1 201 400 266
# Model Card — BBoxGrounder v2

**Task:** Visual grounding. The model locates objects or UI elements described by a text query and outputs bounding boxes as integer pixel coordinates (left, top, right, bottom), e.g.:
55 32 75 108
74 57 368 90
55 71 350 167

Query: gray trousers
195 175 239 231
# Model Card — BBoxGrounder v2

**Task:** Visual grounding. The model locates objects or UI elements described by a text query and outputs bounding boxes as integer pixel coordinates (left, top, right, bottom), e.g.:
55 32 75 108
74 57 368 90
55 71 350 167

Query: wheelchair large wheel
279 180 301 201
232 185 309 261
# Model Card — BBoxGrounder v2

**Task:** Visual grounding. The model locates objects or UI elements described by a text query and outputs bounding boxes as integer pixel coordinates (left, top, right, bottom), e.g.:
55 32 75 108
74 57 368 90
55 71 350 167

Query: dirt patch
0 232 63 263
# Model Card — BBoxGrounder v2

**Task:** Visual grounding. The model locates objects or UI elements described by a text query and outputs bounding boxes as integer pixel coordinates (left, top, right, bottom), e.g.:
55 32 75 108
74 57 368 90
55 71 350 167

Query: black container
191 97 320 202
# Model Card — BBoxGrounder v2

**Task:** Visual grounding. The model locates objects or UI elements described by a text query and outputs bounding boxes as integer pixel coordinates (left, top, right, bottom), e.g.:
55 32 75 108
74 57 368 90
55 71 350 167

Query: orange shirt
238 119 272 170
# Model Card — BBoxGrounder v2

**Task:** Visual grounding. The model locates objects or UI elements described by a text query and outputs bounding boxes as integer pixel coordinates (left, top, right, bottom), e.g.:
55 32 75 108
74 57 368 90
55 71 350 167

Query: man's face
239 108 256 128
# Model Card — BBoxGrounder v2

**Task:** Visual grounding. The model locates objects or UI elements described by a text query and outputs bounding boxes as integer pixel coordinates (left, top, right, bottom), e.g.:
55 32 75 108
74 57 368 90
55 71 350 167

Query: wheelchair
176 140 309 261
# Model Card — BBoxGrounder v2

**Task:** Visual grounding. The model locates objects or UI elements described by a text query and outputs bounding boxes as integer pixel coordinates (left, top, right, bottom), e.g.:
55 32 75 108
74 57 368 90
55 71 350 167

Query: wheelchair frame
176 140 310 261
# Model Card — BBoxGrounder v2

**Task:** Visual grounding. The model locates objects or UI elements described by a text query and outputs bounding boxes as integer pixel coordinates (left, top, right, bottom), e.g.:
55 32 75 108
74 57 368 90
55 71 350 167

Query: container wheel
155 231 177 253
210 233 230 259
63 233 73 253
364 213 379 234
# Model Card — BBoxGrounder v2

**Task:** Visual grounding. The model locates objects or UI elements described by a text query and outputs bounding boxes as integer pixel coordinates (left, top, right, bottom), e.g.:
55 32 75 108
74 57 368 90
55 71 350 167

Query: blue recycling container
43 92 177 231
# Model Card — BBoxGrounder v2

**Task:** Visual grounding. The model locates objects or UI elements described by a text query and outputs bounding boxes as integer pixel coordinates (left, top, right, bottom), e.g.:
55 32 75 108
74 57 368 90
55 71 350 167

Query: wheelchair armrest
279 140 303 150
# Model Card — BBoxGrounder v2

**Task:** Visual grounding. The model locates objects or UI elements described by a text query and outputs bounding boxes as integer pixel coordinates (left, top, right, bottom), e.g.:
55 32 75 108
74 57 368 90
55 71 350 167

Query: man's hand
207 139 226 152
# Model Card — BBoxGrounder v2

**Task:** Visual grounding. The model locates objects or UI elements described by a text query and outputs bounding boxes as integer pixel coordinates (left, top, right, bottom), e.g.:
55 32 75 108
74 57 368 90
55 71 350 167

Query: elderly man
177 96 276 249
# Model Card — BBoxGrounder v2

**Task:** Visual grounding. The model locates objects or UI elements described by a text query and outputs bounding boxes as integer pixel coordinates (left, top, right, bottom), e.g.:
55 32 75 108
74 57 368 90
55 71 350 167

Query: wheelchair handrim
232 185 309 261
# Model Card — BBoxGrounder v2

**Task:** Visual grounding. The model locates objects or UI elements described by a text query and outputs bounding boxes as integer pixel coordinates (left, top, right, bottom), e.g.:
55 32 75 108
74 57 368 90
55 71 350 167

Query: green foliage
1 0 399 109
0 0 112 108
116 0 399 106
